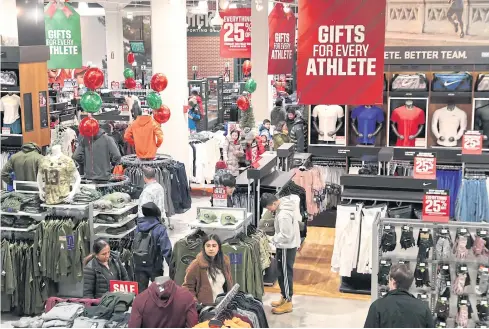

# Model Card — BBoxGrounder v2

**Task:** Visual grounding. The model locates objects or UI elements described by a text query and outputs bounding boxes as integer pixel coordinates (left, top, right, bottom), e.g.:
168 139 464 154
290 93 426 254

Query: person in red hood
190 89 205 116
128 279 198 328
124 111 163 159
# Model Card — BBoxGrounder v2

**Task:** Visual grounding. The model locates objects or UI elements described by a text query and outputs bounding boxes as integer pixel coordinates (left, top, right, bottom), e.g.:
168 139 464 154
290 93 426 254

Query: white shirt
312 105 344 141
0 94 21 124
207 268 225 302
431 106 467 147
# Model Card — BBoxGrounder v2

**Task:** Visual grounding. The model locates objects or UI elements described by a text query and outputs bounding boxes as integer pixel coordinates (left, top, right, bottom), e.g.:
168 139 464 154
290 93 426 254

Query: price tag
384 225 391 229
441 297 448 301
482 300 488 306
460 228 467 233
422 189 450 223
462 131 483 155
461 299 468 304
483 267 488 272
461 267 467 271
1 127 10 135
420 263 426 267
380 260 387 264
441 229 448 234
443 265 449 269
212 187 228 207
413 153 436 180
481 230 487 235
446 281 451 286
220 8 252 58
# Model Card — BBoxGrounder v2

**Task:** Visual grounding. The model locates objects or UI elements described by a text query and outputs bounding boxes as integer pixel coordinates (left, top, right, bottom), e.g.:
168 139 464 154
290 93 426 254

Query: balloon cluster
149 73 170 124
125 53 136 89
236 61 257 112
79 67 105 137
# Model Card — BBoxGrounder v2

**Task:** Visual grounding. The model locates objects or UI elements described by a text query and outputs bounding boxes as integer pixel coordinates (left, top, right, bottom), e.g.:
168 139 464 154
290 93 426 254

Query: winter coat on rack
1 142 43 184
223 135 244 176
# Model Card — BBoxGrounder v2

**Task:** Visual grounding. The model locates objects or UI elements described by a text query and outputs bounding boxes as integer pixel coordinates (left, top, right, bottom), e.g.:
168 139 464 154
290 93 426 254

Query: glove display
414 262 430 288
476 266 489 296
378 259 392 286
476 322 489 328
435 229 452 260
437 263 452 298
477 299 489 322
455 296 472 328
435 319 447 328
453 229 474 260
453 265 471 296
473 230 489 258
400 226 415 249
417 229 434 262
380 226 397 253
435 297 450 321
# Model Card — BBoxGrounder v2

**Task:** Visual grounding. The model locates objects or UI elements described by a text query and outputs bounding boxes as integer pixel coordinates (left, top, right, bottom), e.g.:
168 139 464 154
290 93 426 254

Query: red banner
220 8 251 58
297 0 386 105
268 4 295 74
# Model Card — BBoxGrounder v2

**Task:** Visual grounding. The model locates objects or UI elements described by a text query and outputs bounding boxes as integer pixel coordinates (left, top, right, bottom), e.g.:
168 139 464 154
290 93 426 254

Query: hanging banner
44 1 82 69
220 8 251 58
268 4 295 74
297 0 386 105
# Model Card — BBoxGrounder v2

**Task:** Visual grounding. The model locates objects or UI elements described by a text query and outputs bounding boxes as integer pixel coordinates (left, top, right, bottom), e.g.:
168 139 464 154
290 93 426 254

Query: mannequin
431 103 467 147
312 105 344 144
391 100 425 147
474 103 489 147
351 105 384 145
0 92 22 134
124 109 164 159
37 145 81 204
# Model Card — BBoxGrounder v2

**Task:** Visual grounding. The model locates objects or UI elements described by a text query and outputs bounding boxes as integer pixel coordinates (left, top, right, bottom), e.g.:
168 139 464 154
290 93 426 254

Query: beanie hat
142 202 161 218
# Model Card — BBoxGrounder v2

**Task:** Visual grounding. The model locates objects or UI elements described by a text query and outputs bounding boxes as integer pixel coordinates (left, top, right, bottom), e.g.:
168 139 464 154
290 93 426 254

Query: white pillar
151 0 189 166
104 9 125 84
251 0 273 123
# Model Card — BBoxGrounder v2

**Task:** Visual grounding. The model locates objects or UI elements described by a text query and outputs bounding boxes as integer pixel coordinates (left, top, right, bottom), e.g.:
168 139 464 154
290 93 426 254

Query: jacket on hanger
124 116 163 159
1 143 44 184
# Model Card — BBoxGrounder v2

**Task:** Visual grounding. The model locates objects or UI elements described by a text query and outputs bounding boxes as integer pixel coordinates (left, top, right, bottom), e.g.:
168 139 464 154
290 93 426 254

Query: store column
251 1 273 122
151 0 189 166
103 5 125 84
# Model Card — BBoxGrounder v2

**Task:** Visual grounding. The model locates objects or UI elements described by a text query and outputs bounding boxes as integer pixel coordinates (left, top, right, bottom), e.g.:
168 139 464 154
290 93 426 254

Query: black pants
447 6 464 31
276 248 297 301
135 269 162 293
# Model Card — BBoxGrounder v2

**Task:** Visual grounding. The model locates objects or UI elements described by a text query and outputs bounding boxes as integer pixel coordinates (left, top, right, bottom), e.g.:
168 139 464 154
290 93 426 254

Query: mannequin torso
431 104 467 147
391 101 425 147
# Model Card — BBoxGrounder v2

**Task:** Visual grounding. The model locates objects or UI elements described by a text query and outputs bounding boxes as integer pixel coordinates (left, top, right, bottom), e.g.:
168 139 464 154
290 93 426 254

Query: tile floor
0 196 371 328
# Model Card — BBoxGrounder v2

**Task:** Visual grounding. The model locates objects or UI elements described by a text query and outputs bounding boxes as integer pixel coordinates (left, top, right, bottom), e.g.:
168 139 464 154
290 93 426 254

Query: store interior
1 0 489 328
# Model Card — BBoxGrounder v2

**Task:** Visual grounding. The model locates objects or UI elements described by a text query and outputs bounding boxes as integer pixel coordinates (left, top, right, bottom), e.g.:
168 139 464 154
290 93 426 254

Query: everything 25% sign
422 190 450 223
413 152 436 180
223 21 251 43
462 130 483 155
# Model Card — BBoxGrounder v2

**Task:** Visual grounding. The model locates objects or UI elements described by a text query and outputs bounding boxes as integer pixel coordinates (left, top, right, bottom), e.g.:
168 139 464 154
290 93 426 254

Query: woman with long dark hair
183 234 233 305
83 238 129 298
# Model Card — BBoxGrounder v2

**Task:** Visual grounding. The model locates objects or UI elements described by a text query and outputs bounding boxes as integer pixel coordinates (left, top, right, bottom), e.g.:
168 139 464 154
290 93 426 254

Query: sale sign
212 187 228 207
414 152 436 180
220 8 251 58
297 0 386 105
268 4 296 74
462 131 483 155
109 280 138 295
422 190 450 223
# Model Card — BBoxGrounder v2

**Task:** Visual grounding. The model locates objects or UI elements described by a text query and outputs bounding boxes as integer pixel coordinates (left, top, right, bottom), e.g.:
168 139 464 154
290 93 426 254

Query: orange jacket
124 115 163 159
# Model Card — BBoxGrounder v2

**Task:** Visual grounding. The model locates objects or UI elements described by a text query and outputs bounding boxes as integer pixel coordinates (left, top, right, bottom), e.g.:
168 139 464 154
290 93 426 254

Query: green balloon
147 91 162 109
123 68 135 79
80 91 102 113
244 78 257 93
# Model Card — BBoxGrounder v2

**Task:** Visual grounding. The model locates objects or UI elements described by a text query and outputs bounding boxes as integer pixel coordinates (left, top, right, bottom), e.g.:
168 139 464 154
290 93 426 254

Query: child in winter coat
259 119 272 151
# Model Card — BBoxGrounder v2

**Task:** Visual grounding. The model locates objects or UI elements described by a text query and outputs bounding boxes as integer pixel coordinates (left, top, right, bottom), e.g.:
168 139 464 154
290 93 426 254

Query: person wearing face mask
364 264 434 328
223 129 244 176
182 235 233 305
83 238 130 299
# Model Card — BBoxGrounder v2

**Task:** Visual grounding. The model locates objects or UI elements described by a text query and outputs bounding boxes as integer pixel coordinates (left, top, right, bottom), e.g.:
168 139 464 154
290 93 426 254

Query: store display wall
187 36 235 81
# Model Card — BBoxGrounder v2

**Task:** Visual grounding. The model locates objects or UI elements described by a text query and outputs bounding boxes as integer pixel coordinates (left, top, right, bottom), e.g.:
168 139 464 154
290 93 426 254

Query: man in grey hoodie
261 193 301 315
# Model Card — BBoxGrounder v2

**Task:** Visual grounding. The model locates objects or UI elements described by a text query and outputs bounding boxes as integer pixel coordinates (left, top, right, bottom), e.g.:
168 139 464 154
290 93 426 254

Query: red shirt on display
391 105 425 147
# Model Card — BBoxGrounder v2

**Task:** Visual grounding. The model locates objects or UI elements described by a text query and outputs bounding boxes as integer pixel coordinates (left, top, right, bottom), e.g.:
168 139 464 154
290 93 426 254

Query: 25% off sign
462 130 483 155
413 152 436 180
220 8 252 58
422 190 450 223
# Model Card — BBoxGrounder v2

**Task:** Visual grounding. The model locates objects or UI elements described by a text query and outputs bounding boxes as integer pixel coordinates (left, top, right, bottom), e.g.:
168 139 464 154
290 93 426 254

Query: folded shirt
41 302 84 322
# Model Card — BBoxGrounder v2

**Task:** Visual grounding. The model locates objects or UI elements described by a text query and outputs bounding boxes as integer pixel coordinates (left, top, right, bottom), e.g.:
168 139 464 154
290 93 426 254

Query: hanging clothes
436 169 462 219
455 177 489 222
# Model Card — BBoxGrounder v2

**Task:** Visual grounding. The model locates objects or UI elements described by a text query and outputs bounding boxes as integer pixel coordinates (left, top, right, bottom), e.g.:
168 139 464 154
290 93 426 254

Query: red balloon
237 95 250 111
150 73 168 92
242 60 252 76
125 78 136 89
83 67 104 90
127 52 135 64
153 105 171 124
79 117 100 137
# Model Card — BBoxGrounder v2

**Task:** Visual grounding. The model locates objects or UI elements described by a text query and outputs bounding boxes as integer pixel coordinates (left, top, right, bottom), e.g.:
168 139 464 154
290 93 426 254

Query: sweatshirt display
431 105 467 147
390 103 426 147
0 94 21 133
124 115 163 159
350 106 385 145
188 133 221 184
38 154 78 205
1 143 44 185
311 104 344 142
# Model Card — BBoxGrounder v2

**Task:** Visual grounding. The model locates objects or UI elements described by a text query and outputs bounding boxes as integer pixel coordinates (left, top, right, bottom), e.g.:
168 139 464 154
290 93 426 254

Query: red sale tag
109 280 139 295
213 187 228 207
413 153 436 180
422 190 450 223
220 8 252 58
462 131 483 155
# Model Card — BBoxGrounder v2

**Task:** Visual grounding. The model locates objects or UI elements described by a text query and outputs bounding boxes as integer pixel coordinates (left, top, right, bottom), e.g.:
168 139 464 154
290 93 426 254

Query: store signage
44 1 82 69
268 4 295 74
212 187 228 207
422 189 450 223
384 47 489 65
220 8 251 58
462 131 483 155
187 11 220 36
109 280 138 295
413 152 436 180
111 81 120 90
297 0 386 105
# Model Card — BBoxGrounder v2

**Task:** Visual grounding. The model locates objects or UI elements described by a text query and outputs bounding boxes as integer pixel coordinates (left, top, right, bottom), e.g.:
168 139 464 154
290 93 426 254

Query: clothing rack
212 283 240 320
120 154 173 166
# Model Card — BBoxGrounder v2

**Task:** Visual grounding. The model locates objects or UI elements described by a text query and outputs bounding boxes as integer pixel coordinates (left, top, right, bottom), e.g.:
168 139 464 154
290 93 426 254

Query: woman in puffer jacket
223 129 244 176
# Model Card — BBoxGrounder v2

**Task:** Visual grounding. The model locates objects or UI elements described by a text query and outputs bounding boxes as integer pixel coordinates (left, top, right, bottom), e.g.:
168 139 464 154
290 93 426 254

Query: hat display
198 210 218 224
220 213 237 226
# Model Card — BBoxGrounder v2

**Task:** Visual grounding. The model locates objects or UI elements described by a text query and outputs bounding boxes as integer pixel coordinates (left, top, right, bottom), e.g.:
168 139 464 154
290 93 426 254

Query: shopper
83 238 130 299
261 193 301 315
188 97 201 134
286 108 307 152
272 121 290 151
271 99 286 126
134 202 172 293
137 166 167 223
183 234 233 305
210 173 236 208
223 129 244 176
364 264 434 328
190 88 204 116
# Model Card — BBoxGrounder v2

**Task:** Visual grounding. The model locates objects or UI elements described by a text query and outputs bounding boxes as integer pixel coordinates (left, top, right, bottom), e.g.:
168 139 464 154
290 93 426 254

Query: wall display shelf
93 214 137 229
191 207 253 241
95 226 137 240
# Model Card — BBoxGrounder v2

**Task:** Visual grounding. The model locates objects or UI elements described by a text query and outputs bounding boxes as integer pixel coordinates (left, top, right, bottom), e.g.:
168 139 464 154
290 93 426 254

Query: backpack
132 228 157 268
391 73 428 91
476 74 489 91
432 72 472 92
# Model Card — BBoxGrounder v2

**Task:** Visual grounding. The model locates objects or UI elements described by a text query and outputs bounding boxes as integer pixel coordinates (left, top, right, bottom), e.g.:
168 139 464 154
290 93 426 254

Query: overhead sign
220 8 251 58
422 189 450 223
297 0 386 105
268 4 296 74
187 11 221 36
413 152 436 180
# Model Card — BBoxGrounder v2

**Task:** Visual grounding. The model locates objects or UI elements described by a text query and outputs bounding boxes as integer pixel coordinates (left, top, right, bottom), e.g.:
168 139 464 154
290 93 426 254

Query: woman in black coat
83 238 130 299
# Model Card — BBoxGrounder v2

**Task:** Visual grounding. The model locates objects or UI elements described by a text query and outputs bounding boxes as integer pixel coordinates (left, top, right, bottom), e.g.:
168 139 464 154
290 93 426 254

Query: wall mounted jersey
431 106 467 147
39 154 77 204
351 106 385 145
474 106 489 146
312 105 344 142
391 106 426 147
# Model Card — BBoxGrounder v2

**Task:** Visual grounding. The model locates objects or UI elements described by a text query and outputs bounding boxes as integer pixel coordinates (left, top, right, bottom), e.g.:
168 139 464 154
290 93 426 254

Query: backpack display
391 73 428 91
476 74 489 91
432 72 473 92
132 229 156 268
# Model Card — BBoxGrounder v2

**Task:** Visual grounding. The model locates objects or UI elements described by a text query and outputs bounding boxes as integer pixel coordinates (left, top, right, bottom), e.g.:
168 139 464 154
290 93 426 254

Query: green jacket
1 143 44 184
272 133 290 151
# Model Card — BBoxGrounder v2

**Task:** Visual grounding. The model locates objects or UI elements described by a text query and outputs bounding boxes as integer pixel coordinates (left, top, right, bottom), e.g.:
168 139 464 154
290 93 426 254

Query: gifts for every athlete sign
268 4 295 74
297 0 386 105
220 8 251 58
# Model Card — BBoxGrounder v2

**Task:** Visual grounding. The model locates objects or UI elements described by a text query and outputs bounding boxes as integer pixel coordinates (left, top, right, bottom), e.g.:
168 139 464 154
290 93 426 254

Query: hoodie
268 195 301 249
128 280 198 328
124 115 164 159
135 216 173 271
1 142 44 184
271 106 286 126
289 115 307 152
73 130 122 181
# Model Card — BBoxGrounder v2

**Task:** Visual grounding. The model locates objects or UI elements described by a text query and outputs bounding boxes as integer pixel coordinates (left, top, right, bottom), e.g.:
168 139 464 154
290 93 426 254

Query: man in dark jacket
134 202 172 292
270 99 286 126
286 109 307 152
1 142 44 184
364 264 434 328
